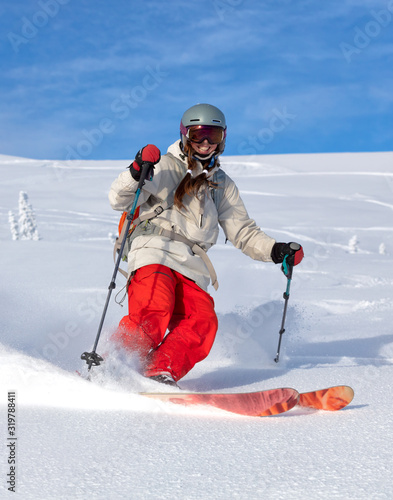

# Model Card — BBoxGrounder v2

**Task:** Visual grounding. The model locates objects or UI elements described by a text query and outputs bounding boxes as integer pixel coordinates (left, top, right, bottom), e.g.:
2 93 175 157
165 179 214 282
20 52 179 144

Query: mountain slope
1 151 392 499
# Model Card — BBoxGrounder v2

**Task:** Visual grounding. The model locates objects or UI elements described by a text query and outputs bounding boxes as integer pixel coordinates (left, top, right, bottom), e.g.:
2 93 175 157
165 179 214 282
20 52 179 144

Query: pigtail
174 143 218 209
174 170 192 209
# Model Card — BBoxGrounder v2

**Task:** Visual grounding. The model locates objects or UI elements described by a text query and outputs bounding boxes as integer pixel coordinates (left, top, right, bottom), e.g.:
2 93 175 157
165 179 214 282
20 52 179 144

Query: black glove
271 242 304 266
129 144 161 182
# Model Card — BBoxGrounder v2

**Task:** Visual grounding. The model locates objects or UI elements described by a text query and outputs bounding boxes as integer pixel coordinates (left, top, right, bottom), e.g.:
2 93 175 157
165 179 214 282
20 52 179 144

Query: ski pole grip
137 162 153 189
289 242 301 252
281 242 301 277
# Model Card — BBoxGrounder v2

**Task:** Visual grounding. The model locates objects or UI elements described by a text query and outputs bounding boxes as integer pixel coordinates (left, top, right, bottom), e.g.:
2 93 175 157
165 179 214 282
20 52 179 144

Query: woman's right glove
271 242 304 266
129 144 161 182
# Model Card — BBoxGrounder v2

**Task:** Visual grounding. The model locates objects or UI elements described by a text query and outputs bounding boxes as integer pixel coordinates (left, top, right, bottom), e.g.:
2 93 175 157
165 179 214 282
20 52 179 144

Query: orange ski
141 388 299 417
298 385 354 411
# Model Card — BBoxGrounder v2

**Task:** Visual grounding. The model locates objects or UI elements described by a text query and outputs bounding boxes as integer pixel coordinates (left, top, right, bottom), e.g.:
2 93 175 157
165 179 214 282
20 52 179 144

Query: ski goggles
181 124 226 144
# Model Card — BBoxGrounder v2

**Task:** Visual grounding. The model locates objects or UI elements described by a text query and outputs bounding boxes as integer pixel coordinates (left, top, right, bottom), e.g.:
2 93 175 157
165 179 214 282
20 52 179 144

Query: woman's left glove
129 144 161 182
271 242 304 266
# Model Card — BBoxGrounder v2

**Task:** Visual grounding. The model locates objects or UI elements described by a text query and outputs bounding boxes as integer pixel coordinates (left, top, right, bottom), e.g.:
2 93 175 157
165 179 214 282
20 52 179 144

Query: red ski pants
112 264 218 381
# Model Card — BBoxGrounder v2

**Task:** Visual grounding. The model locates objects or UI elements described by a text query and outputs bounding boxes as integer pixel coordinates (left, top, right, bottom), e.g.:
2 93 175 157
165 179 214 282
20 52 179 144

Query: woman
109 103 303 386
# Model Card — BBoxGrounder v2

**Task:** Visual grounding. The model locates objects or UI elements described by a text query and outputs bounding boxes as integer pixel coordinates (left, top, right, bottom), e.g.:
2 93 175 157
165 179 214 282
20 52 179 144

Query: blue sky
0 0 392 160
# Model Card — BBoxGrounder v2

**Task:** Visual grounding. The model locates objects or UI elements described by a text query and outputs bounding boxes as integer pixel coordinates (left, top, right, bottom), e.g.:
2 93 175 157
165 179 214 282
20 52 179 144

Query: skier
108 103 303 386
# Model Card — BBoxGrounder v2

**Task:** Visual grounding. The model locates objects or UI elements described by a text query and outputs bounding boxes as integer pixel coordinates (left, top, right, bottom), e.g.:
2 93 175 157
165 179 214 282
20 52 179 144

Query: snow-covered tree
18 191 40 241
8 210 19 240
348 235 358 254
379 243 386 255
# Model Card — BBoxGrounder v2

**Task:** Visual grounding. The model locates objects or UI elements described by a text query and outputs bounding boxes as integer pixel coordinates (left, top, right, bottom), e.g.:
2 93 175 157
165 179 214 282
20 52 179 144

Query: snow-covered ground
1 150 393 499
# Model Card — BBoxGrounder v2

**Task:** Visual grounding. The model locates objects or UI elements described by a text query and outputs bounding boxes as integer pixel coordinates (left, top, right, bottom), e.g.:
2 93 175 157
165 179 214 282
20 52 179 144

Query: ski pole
81 163 151 371
274 243 300 363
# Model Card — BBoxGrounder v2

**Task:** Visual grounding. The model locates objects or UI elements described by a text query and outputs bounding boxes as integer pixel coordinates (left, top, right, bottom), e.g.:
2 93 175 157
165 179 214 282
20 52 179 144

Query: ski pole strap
284 276 291 298
282 255 293 298
282 255 294 278
282 254 289 277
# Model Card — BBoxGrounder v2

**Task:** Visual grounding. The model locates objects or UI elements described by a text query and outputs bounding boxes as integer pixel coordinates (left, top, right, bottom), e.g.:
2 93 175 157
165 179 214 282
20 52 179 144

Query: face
190 139 218 156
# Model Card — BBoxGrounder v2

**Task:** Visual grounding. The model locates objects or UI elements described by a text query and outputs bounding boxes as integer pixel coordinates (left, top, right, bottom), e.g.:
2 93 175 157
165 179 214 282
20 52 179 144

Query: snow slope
1 151 393 499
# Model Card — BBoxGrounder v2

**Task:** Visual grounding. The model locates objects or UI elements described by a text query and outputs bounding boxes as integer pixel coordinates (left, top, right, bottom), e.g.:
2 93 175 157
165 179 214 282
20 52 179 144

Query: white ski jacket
108 140 275 291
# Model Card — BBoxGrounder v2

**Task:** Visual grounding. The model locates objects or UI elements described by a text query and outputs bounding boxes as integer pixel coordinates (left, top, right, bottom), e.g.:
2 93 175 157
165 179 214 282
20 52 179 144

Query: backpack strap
131 198 172 227
148 224 219 291
113 198 174 278
210 168 225 210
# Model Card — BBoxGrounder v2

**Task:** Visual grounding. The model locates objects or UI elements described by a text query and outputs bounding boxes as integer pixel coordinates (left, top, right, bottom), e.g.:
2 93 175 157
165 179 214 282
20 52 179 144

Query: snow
1 150 393 499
